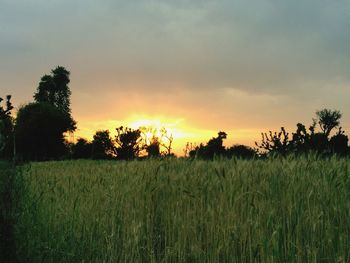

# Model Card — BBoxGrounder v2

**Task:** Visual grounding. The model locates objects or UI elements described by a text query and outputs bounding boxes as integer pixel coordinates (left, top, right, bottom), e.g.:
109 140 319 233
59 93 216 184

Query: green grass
0 161 18 263
13 157 350 262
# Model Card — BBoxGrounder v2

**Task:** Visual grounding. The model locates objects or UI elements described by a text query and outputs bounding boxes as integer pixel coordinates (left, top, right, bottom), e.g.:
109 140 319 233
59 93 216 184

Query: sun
74 115 225 155
127 117 187 141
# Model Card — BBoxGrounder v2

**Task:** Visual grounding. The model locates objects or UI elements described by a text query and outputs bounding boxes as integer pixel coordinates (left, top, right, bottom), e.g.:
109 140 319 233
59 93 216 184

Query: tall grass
0 161 18 262
14 156 350 262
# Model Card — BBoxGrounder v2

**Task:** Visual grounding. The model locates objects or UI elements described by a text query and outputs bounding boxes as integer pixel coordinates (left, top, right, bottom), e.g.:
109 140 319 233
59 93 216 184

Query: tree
139 126 160 158
190 131 227 159
146 136 161 157
33 66 76 131
329 128 348 156
34 67 71 113
159 127 174 156
0 95 14 159
226 145 256 159
255 127 290 156
315 109 342 138
183 142 197 157
16 102 73 161
71 138 93 159
308 133 329 153
140 126 174 157
290 123 310 154
91 130 115 159
115 126 142 160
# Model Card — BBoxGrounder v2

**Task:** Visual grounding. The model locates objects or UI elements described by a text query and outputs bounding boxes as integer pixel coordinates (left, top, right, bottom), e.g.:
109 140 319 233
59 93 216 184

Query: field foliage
12 157 350 262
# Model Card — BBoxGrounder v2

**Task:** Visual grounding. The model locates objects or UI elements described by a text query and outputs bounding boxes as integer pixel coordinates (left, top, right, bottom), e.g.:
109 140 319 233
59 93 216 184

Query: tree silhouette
91 130 115 159
256 109 349 157
34 66 76 130
16 103 73 161
255 127 290 156
290 123 310 153
190 131 227 159
71 138 93 159
139 126 160 157
159 128 174 156
140 126 174 157
0 95 14 158
183 142 197 157
308 132 329 153
115 126 142 160
315 109 342 138
34 67 71 113
226 145 256 159
329 128 348 156
146 136 161 157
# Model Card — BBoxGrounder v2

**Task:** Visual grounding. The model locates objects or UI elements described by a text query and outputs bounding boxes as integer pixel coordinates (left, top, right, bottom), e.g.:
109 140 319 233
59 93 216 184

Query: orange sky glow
73 114 267 156
2 1 350 157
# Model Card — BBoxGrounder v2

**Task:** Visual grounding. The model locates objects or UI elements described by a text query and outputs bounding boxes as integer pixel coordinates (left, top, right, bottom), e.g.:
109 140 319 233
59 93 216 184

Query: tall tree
0 95 14 159
33 66 75 133
16 103 73 161
190 131 227 159
34 66 72 114
226 145 256 159
315 109 342 138
329 128 349 156
115 126 142 160
91 130 115 159
71 138 93 159
146 136 161 158
255 127 290 156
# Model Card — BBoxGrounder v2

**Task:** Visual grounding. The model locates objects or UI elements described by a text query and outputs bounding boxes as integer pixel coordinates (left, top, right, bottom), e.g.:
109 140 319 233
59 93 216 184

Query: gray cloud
1 0 350 132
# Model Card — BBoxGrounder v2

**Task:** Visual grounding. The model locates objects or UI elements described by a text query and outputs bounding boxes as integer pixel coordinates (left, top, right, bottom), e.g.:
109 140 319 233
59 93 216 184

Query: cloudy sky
1 0 350 153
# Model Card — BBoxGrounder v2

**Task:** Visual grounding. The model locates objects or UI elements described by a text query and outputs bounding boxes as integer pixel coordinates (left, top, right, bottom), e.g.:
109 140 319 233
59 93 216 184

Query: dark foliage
91 130 115 159
316 109 342 137
329 129 348 156
115 126 142 160
159 128 174 156
71 138 93 159
34 67 71 113
146 137 161 158
0 95 14 159
16 103 73 161
190 131 227 159
256 109 349 157
33 66 76 131
226 145 256 159
290 123 312 153
255 127 290 156
309 133 329 153
140 127 174 157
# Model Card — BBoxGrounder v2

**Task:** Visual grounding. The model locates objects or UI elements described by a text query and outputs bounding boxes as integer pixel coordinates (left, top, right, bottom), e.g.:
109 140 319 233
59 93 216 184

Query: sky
1 0 350 154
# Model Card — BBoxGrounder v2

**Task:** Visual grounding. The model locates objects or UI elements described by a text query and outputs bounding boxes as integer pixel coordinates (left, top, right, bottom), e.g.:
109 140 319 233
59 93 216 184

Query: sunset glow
2 1 350 156
72 114 265 155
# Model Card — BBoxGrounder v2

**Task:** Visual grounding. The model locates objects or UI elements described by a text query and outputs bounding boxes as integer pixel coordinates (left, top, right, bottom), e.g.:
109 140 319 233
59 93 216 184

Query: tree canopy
91 130 115 159
34 66 72 114
16 102 73 161
315 109 342 137
0 95 14 158
115 126 143 160
256 108 348 157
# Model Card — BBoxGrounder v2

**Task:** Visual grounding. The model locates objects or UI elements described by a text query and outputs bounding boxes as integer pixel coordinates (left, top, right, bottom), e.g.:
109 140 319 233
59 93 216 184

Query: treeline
70 126 175 160
255 109 348 157
185 108 349 159
0 66 349 161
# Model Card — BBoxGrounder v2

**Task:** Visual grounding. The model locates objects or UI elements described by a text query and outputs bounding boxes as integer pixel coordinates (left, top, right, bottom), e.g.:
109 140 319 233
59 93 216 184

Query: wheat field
11 156 350 262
